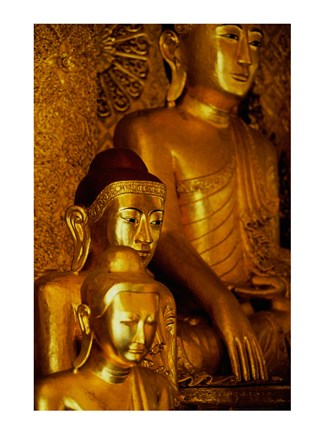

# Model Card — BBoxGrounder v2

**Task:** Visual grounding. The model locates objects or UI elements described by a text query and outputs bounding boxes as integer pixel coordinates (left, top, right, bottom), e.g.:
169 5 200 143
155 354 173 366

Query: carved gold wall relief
34 24 99 278
252 25 291 154
95 24 150 117
94 24 168 152
240 24 291 247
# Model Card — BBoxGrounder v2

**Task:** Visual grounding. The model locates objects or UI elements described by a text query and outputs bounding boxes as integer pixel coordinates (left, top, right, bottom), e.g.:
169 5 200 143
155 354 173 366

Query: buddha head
73 246 164 371
159 24 264 107
66 148 167 273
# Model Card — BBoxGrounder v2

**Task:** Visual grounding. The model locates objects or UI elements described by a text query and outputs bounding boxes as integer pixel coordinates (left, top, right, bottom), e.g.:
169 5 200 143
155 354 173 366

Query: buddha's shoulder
35 370 79 409
35 270 88 296
35 370 71 393
36 369 74 386
115 106 187 134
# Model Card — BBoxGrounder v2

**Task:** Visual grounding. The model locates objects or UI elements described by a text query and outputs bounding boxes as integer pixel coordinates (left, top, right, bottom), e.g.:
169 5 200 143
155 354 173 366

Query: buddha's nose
134 215 153 245
237 32 252 67
133 321 145 345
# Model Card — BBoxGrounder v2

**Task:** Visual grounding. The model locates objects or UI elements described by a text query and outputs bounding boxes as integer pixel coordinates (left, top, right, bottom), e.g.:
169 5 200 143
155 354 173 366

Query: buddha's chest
68 379 133 410
171 125 235 182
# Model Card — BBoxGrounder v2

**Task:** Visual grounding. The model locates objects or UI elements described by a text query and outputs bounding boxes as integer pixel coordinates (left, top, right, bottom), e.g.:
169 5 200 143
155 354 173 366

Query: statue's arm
264 137 281 246
153 372 175 410
114 115 267 381
258 132 290 257
155 231 268 381
34 277 77 377
230 132 290 305
34 380 62 410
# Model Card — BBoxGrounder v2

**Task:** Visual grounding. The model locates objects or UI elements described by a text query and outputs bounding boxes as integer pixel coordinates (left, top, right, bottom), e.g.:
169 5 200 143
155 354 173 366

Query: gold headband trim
87 180 166 223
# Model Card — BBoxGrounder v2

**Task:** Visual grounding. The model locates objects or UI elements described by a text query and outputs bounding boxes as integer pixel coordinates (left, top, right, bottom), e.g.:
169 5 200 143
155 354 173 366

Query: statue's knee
176 316 225 378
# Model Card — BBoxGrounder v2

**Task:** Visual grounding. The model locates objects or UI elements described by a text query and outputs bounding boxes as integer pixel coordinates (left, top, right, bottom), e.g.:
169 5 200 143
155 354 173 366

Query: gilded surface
177 152 248 284
95 24 150 117
35 149 178 394
34 24 290 409
95 24 169 152
249 25 290 156
34 24 290 280
35 247 175 410
34 24 168 279
87 180 167 223
179 385 290 410
244 24 291 247
114 24 290 385
34 24 98 278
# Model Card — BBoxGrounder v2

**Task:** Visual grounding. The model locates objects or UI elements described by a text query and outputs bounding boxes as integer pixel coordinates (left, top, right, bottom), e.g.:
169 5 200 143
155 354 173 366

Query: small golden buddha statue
114 24 290 383
35 246 175 410
34 148 177 391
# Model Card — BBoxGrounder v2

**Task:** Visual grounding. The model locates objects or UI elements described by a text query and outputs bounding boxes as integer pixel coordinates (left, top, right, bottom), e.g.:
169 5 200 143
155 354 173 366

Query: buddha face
106 193 164 267
182 24 263 100
95 287 159 365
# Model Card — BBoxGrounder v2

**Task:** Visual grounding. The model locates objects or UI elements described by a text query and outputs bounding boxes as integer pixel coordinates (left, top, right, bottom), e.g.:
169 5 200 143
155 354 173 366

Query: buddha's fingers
244 336 259 380
251 338 268 381
227 338 242 382
234 336 251 382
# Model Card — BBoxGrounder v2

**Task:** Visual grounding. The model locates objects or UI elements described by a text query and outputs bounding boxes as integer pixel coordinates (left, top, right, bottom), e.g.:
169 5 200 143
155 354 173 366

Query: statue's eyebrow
120 207 142 214
219 24 264 37
250 27 264 36
149 209 164 214
220 24 242 29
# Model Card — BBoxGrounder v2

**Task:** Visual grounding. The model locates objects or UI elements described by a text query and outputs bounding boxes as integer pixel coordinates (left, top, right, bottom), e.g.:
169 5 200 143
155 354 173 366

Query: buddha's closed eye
120 319 138 327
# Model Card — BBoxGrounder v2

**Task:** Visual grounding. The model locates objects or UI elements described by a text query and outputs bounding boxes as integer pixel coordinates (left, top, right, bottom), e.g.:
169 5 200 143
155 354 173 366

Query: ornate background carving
34 24 290 279
34 24 99 278
241 24 291 248
94 24 169 152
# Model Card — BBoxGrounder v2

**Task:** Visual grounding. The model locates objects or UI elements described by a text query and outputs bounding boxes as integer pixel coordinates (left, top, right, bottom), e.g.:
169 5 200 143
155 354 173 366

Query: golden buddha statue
34 148 177 391
114 24 290 383
35 246 175 410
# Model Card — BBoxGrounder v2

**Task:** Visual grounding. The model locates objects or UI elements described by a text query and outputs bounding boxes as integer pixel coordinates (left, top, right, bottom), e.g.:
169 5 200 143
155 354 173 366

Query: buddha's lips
231 73 249 82
128 345 146 354
136 251 151 257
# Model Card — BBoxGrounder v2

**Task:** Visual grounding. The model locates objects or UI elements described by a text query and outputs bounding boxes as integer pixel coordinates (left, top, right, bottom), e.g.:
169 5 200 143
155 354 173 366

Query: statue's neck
179 92 235 128
185 86 240 111
90 350 131 384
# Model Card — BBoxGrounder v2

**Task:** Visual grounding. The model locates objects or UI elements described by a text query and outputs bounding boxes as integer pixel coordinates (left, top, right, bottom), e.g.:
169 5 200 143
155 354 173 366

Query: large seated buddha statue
35 246 174 410
34 148 177 391
114 24 290 383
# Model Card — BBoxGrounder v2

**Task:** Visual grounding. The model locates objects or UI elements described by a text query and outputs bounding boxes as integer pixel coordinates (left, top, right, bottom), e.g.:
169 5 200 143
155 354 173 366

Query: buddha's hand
234 275 287 300
211 301 268 382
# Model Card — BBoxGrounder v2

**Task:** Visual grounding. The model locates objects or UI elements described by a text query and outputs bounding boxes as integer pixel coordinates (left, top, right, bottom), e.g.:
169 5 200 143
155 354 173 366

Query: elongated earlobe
159 30 187 108
65 205 91 273
73 304 93 372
